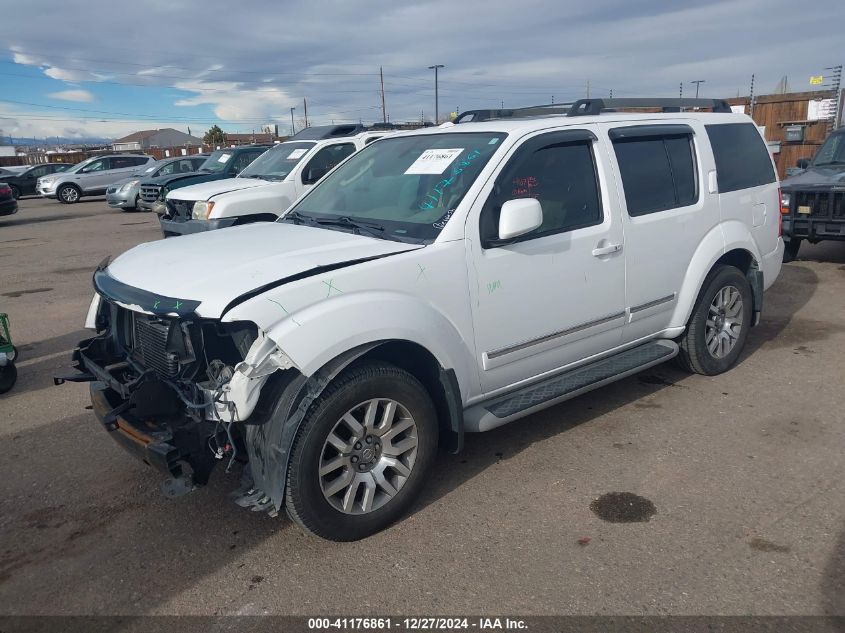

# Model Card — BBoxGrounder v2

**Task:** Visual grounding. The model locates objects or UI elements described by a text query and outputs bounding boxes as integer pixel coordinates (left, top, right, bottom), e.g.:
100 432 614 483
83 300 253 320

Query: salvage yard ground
0 197 843 615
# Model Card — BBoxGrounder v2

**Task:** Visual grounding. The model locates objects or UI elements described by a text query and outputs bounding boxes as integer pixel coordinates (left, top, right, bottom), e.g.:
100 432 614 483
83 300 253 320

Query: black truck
780 126 845 261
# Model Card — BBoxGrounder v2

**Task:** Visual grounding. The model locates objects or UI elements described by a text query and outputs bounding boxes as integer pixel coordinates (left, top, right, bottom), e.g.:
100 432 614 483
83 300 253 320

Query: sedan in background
2 163 74 199
106 155 207 212
0 183 18 217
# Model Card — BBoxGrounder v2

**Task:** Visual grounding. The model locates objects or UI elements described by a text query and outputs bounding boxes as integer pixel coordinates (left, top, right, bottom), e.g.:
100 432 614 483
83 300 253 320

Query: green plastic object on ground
0 312 18 394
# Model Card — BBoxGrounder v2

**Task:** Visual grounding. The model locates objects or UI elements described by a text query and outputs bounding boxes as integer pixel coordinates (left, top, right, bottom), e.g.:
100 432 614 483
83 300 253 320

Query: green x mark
267 298 301 326
416 263 427 281
174 300 183 310
323 279 342 297
153 299 161 309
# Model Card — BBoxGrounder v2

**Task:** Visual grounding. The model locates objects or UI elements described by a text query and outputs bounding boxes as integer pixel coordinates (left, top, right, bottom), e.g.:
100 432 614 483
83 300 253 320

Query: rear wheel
285 362 438 541
58 184 81 204
676 266 752 376
9 185 20 199
783 238 802 262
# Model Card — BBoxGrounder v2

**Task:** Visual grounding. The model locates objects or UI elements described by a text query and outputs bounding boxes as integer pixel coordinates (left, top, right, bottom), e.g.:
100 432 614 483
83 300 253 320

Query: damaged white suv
58 99 783 541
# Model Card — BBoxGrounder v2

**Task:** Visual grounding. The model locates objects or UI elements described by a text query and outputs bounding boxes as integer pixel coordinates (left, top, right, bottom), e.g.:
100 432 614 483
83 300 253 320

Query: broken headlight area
57 299 265 492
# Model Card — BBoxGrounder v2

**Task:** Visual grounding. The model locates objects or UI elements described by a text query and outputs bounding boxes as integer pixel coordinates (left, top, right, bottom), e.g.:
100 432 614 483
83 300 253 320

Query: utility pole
380 66 387 124
749 74 755 118
609 89 613 98
824 65 842 131
586 79 590 98
679 82 683 98
428 64 444 123
290 107 296 136
551 95 554 104
690 80 705 98
303 98 308 128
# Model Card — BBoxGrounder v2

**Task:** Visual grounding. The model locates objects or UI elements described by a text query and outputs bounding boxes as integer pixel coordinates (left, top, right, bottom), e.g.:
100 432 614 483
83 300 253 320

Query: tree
203 125 226 146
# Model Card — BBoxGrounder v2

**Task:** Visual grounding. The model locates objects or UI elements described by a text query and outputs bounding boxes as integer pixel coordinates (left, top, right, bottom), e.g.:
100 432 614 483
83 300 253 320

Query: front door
467 127 626 394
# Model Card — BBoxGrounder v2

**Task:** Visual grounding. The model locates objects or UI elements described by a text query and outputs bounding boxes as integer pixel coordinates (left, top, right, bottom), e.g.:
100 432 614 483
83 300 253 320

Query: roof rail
290 124 365 140
567 98 732 116
455 103 573 123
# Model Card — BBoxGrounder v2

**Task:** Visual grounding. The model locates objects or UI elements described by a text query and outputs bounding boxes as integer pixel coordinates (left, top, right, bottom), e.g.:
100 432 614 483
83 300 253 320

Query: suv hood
782 164 845 189
167 177 270 201
104 222 422 318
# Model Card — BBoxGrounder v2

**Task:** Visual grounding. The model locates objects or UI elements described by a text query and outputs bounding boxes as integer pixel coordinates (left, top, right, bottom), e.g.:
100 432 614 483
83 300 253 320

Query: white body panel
99 110 782 425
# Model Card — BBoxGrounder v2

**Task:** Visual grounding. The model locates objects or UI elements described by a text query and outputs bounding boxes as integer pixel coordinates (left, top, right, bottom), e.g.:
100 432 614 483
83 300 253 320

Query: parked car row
57 98 785 541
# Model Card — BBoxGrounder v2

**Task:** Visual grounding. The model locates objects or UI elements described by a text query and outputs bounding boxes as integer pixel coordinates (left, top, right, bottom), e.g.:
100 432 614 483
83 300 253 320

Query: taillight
0 187 11 196
777 187 784 236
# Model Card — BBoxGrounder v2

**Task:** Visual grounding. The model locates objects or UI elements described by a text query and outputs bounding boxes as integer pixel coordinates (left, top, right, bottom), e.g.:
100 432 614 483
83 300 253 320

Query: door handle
592 243 623 257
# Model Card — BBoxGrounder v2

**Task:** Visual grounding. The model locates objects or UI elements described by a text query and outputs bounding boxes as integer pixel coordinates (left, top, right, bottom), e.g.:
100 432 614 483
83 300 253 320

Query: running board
465 340 678 432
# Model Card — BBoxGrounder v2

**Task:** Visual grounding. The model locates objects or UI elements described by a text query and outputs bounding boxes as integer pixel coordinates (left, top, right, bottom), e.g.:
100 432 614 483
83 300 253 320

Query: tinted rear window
706 123 776 193
612 131 698 216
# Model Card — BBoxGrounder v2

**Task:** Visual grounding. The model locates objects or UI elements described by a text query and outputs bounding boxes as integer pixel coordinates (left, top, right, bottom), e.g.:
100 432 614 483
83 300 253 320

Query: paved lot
0 197 843 616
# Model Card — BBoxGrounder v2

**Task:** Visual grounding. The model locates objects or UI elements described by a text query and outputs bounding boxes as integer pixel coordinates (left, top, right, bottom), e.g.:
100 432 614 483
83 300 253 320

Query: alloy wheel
319 398 418 515
705 285 743 359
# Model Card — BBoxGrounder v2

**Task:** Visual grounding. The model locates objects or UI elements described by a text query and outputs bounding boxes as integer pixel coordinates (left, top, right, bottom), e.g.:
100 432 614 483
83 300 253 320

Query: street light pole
690 80 705 98
290 107 296 136
428 64 444 123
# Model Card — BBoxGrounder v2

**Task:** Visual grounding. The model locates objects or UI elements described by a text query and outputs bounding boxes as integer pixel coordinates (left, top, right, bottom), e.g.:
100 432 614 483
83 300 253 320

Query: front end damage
56 277 301 509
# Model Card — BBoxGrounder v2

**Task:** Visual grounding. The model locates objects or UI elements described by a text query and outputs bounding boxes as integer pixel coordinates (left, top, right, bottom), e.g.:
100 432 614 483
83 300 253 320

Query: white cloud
47 89 95 103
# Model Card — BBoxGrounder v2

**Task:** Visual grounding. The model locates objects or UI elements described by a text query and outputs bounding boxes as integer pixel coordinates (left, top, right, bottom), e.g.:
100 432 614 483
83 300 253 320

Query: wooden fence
727 90 843 179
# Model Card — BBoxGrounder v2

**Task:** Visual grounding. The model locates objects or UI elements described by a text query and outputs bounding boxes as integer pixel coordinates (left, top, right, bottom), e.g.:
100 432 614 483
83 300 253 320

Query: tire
6 345 17 362
285 362 438 541
676 265 753 376
9 186 20 200
58 184 81 204
121 195 141 212
783 238 802 263
0 363 17 394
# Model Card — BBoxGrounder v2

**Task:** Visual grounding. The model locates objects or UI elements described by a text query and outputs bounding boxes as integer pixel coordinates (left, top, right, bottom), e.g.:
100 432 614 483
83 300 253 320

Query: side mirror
498 198 543 241
796 158 810 169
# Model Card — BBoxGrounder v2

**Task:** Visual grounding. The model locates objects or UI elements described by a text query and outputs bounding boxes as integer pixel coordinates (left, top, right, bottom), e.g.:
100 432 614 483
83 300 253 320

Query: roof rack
290 124 365 140
454 103 573 123
454 98 733 124
567 98 732 116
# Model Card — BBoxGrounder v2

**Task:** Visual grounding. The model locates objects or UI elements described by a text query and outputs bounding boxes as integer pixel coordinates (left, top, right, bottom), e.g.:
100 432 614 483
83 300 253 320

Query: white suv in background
62 99 783 541
37 154 155 203
158 127 395 237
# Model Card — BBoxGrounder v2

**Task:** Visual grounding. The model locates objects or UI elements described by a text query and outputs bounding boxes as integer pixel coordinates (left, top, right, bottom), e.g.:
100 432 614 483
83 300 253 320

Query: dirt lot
0 197 843 616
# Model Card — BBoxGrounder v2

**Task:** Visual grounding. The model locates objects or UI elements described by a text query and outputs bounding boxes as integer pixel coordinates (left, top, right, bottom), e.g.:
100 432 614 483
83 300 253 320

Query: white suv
37 154 155 203
158 129 394 237
60 99 783 541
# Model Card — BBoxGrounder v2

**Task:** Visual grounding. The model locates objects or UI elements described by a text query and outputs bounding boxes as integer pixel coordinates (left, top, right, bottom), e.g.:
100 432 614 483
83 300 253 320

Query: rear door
602 120 717 341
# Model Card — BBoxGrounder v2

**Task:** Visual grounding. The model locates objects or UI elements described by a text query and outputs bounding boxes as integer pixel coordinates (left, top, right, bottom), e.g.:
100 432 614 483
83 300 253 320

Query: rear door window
705 122 775 192
611 126 698 216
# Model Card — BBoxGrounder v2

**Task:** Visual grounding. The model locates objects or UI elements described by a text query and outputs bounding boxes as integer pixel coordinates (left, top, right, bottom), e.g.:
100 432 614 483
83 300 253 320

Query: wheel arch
670 222 762 329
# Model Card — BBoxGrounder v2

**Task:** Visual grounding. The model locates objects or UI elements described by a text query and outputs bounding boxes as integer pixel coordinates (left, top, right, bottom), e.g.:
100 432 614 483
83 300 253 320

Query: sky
0 0 842 143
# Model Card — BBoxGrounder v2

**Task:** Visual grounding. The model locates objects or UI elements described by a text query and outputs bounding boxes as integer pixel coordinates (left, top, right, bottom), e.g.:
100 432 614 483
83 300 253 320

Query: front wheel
58 184 81 204
285 362 438 541
676 265 752 376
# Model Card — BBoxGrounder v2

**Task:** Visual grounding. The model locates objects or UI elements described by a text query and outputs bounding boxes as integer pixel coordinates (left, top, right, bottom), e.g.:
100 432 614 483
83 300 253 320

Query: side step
467 340 678 432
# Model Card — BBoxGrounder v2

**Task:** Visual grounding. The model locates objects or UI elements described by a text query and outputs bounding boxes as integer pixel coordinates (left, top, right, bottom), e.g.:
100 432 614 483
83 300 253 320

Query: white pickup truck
62 99 783 541
159 128 393 237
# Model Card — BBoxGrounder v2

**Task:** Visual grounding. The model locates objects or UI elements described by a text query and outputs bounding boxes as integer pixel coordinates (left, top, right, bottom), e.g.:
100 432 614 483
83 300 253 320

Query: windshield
239 141 316 181
284 132 506 242
198 150 233 172
812 132 845 166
